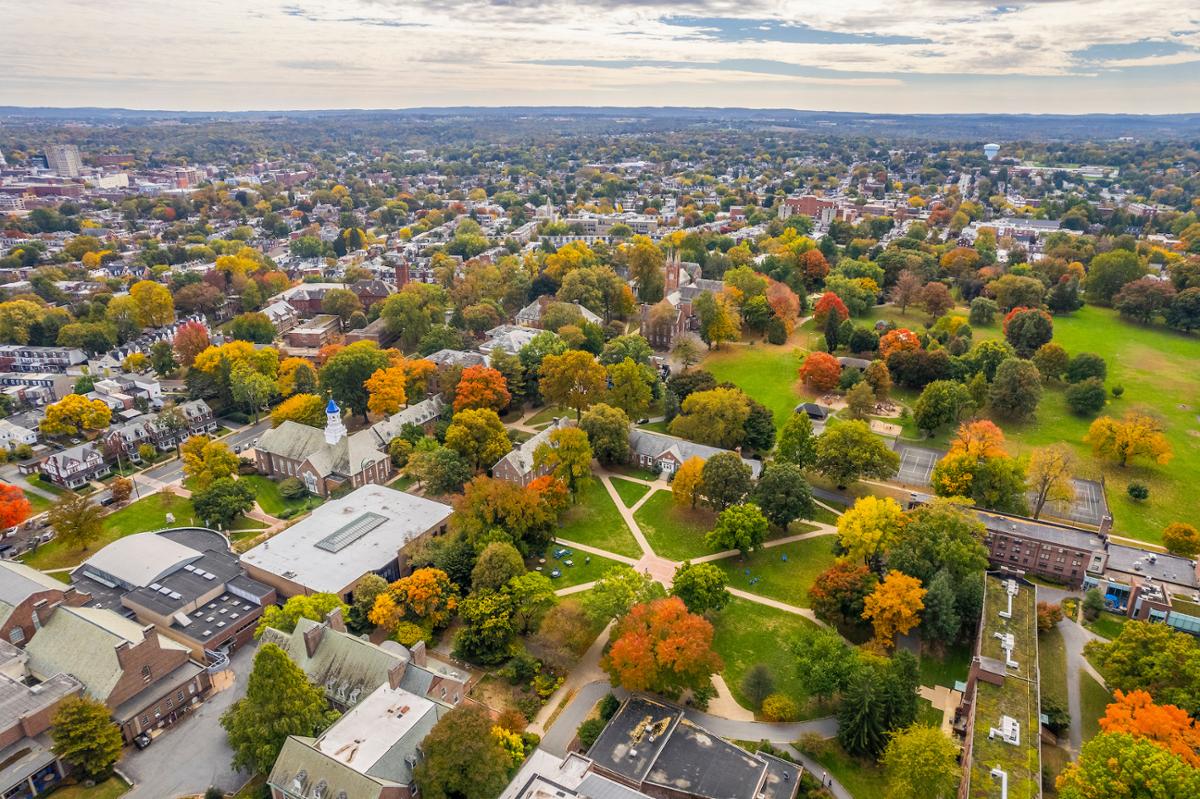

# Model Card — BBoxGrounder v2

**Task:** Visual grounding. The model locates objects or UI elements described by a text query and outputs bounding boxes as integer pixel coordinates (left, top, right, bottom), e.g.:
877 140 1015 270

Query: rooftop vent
988 715 1021 746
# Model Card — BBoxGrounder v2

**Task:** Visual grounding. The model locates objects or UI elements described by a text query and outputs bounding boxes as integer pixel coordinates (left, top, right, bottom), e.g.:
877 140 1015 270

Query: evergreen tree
838 670 887 756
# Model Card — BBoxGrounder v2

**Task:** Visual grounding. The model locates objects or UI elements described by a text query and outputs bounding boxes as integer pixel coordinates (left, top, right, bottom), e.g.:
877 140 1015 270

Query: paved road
223 418 274 451
121 644 255 798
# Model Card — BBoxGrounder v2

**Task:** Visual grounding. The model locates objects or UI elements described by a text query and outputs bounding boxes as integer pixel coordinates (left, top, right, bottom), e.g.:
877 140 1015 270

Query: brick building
0 561 90 648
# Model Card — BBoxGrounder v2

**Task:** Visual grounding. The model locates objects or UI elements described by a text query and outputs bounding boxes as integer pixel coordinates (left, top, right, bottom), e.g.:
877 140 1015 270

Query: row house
0 345 86 374
40 443 107 489
101 400 217 461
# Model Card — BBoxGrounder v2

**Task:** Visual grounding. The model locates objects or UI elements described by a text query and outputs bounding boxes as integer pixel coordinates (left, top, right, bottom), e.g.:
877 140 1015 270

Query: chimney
410 640 427 667
387 660 406 690
303 623 325 658
325 606 346 632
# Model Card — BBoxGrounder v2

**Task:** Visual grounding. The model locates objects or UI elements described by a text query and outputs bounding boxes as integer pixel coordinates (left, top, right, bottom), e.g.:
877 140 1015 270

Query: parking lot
893 444 943 486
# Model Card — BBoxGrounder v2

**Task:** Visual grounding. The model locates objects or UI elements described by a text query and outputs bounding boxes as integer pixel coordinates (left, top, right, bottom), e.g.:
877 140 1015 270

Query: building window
8 627 24 644
165 698 173 710
141 665 152 684
177 690 185 702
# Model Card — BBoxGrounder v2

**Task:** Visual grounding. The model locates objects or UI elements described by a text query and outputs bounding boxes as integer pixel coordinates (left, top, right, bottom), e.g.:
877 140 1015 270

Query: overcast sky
5 1 1199 113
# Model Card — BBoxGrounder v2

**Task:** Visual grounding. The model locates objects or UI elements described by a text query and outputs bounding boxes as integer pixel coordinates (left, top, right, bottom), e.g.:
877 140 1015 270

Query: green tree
1086 249 1146 305
706 502 769 555
51 696 123 780
579 403 630 465
669 387 750 449
606 358 654 420
776 412 817 467
230 361 274 423
533 426 593 493
1084 621 1200 715
1004 307 1054 357
881 724 962 799
740 664 775 710
988 358 1042 422
913 380 972 436
454 589 517 665
193 477 255 530
414 705 521 799
1057 732 1200 799
149 340 177 376
320 340 390 421
752 463 814 529
792 625 860 700
228 312 276 344
919 571 961 647
838 667 887 756
406 446 472 494
349 573 388 631
698 452 753 511
671 561 731 614
815 420 900 488
581 565 665 624
220 643 337 774
471 542 526 593
256 593 349 636
321 287 362 322
46 495 104 552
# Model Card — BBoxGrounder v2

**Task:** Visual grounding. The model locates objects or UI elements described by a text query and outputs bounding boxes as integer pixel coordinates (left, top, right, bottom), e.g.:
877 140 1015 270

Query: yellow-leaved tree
39 395 112 437
1085 411 1173 468
129 280 175 327
672 457 705 508
836 495 905 566
862 570 926 650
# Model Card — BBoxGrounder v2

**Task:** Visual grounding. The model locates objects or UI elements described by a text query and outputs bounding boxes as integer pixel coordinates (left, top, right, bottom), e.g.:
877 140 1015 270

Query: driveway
121 644 256 798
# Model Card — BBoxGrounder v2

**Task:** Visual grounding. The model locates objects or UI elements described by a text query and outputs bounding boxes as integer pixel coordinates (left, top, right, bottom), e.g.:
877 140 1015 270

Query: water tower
984 143 1000 161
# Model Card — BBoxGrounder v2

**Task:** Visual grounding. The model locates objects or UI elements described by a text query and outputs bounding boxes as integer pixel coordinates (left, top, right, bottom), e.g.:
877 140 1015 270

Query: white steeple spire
324 397 346 446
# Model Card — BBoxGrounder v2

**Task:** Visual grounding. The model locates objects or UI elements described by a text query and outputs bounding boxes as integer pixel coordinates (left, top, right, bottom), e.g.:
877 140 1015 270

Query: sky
4 1 1200 114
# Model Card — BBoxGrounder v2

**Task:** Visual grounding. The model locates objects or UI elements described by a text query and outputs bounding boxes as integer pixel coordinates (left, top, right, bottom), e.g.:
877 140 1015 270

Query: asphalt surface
121 643 255 798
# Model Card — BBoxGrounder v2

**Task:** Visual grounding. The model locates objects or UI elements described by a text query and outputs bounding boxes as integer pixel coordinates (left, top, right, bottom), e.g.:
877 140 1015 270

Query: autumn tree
50 696 123 780
878 328 921 361
47 495 105 552
365 365 409 417
533 426 593 494
129 279 175 327
1003 307 1054 357
809 561 878 628
454 365 511 413
270 393 326 428
256 593 348 636
606 358 654 420
1056 732 1200 799
0 484 32 529
812 292 849 328
538 350 607 419
579 403 630 465
920 282 954 321
1163 523 1200 558
445 408 511 471
39 394 112 436
172 321 211 368
706 502 769 555
889 270 924 313
1085 411 1173 468
626 237 666 302
862 570 926 650
693 290 741 349
1027 443 1077 519
181 435 238 491
1097 689 1200 767
836 495 904 567
798 351 841 391
601 596 723 696
371 568 458 632
669 387 751 449
881 724 962 799
672 456 705 508
276 356 318 398
414 705 514 799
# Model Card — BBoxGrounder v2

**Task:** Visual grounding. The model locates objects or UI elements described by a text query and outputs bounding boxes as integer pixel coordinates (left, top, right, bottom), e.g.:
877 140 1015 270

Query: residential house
23 605 212 743
261 300 301 334
0 560 90 648
101 400 216 462
240 483 453 601
253 400 392 498
627 429 762 478
71 527 275 660
40 443 107 489
0 641 83 798
515 297 602 329
493 417 570 486
0 346 86 374
480 324 539 356
0 419 37 452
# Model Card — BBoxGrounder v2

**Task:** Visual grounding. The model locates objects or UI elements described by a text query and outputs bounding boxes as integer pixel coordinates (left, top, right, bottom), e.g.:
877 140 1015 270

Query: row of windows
137 684 198 727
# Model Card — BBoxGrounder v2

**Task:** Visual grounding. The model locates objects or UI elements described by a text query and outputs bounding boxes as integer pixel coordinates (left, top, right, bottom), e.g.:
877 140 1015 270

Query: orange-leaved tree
601 596 723 695
0 484 31 529
366 365 408 417
454 365 511 413
370 567 457 632
798 352 841 391
862 570 926 650
879 328 922 361
947 419 1008 458
812 292 848 328
1098 689 1200 767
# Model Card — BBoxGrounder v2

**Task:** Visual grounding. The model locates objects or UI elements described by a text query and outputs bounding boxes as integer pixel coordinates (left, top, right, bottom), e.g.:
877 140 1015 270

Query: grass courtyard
555 478 642 558
610 476 651 508
634 489 716 561
1038 627 1069 714
237 474 321 517
528 545 626 588
47 778 130 799
795 740 887 799
702 345 806 429
710 597 822 716
9 483 53 515
711 536 839 609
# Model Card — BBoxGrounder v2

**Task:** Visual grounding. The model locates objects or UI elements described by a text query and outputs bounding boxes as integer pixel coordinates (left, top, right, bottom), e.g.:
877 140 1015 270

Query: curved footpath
538 679 849 799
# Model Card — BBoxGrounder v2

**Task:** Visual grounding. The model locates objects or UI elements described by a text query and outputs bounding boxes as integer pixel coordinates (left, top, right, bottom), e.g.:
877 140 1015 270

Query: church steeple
324 397 346 446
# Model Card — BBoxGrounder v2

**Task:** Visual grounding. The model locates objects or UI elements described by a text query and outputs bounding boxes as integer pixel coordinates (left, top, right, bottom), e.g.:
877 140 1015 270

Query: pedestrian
821 771 827 787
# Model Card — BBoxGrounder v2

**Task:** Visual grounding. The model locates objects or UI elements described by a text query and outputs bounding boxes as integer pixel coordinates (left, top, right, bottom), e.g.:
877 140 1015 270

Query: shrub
598 694 620 721
1065 352 1107 384
1126 482 1149 501
278 477 307 500
1082 588 1105 621
1163 523 1200 558
1041 696 1070 735
1065 378 1106 416
765 317 788 345
1111 384 1124 397
577 717 606 750
393 621 425 647
761 693 799 722
205 788 225 799
690 682 717 711
1036 601 1064 633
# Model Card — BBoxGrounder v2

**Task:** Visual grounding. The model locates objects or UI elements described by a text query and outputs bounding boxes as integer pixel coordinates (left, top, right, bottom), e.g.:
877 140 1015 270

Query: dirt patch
1179 404 1193 411
1188 430 1200 438
870 420 902 437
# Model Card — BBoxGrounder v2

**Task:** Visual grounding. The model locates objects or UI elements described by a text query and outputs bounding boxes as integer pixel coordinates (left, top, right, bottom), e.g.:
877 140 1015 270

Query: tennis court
893 444 943 486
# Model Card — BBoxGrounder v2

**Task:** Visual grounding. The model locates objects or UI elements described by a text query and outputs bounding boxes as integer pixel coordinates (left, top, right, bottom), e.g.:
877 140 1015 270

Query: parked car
133 733 152 750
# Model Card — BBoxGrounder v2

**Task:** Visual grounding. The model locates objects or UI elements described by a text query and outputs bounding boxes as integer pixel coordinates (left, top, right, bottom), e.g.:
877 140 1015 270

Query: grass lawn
525 405 572 427
232 776 267 799
996 306 1200 544
796 740 887 799
711 597 822 717
1038 627 1069 713
1079 671 1112 743
702 345 806 429
712 537 838 608
610 476 651 508
634 490 716 560
637 420 671 434
9 484 53 515
530 546 626 588
237 474 320 516
27 475 69 497
607 463 661 481
555 478 642 558
47 777 130 799
808 503 842 525
388 474 416 492
918 641 974 688
1042 743 1072 798
1084 611 1126 640
918 697 944 728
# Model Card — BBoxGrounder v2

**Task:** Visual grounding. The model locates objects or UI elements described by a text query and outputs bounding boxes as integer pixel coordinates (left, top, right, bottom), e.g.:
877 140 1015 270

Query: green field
610 476 651 508
633 489 716 561
711 537 838 608
996 306 1200 543
702 345 806 428
1038 627 1069 713
796 741 887 799
530 546 626 588
555 478 642 558
1079 672 1112 743
8 484 53 515
237 474 320 517
47 778 130 799
525 405 572 427
918 642 974 689
710 597 821 716
1084 611 1126 640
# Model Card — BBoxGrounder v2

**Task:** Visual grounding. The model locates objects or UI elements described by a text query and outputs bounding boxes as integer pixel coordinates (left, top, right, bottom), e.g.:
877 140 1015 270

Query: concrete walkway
1058 616 1107 754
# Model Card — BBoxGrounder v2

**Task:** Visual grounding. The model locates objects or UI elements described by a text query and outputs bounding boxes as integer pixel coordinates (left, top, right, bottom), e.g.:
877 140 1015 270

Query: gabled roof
627 429 762 477
0 560 70 606
494 417 569 477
